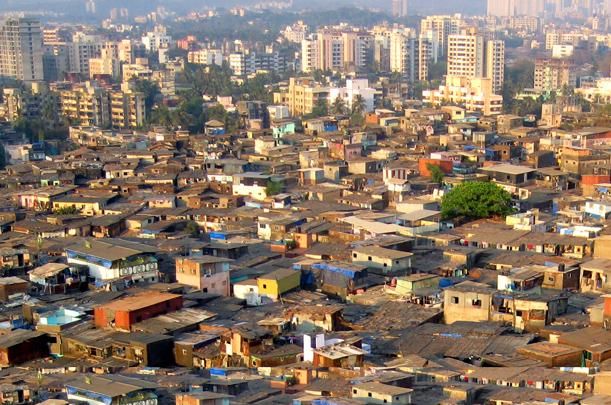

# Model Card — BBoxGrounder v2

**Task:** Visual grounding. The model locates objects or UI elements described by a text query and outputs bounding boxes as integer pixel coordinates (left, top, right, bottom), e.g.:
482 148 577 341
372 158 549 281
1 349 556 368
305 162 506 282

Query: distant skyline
0 0 487 17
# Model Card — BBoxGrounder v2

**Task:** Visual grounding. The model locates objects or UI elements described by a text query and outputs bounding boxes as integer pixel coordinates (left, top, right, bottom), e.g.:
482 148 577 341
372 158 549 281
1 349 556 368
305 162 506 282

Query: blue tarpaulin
209 232 227 240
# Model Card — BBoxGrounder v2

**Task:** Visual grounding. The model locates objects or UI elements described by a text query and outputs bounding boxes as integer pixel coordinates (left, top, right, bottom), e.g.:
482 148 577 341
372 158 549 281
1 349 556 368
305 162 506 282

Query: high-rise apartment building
301 29 371 73
341 31 372 73
447 30 485 79
486 40 505 94
388 29 433 82
389 29 416 80
229 52 287 76
514 0 545 16
423 76 503 115
188 49 223 66
417 35 435 82
282 21 309 43
420 15 462 56
88 48 121 80
487 0 544 17
392 0 409 18
302 31 343 72
487 0 515 16
57 81 145 128
447 29 504 94
141 28 172 53
0 18 44 82
68 33 104 76
372 30 391 72
545 30 583 50
534 58 576 92
276 77 330 116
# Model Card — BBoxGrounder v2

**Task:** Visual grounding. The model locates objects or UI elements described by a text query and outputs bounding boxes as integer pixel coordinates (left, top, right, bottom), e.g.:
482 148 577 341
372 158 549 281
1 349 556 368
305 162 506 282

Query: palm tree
311 98 328 118
331 96 347 115
350 95 366 127
351 95 366 116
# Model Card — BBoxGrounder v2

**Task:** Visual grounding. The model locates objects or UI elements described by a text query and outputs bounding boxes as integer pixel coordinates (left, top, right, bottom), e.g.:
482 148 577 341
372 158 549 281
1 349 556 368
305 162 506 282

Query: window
262 284 267 289
368 256 372 261
353 253 357 258
395 260 399 265
516 310 523 317
368 393 372 397
451 296 459 304
383 263 387 267
353 389 357 394
472 299 482 307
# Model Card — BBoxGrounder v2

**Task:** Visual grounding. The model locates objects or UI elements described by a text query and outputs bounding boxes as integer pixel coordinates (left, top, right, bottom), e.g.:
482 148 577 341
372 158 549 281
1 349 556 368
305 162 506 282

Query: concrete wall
352 251 412 274
257 271 301 300
352 387 411 404
94 296 183 331
444 290 492 324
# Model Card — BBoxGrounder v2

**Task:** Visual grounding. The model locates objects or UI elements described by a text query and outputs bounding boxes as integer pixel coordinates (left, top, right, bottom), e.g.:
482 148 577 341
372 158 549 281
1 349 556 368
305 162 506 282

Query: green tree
503 59 535 113
331 96 347 115
207 104 227 122
0 142 7 170
53 206 82 215
181 96 206 132
350 95 366 126
389 72 403 84
241 73 277 103
185 221 200 237
427 163 445 184
441 182 514 220
310 98 328 118
428 61 447 81
351 95 366 115
149 105 174 127
312 69 330 83
134 80 161 115
265 180 283 196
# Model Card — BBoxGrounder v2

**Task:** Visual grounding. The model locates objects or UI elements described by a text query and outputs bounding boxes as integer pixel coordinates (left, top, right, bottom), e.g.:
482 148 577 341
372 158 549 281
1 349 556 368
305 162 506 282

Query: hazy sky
0 0 486 16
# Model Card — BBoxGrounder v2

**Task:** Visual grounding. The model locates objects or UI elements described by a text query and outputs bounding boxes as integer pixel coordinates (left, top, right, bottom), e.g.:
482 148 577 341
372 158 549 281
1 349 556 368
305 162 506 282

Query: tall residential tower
0 18 43 82
447 28 505 94
392 0 409 18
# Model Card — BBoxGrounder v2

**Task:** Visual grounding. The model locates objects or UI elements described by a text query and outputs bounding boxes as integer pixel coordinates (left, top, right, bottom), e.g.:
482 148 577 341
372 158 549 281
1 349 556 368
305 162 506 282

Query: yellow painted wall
257 271 301 300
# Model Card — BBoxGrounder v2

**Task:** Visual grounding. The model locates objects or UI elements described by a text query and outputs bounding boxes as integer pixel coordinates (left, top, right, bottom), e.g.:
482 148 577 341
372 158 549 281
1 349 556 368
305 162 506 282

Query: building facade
534 58 576 92
0 18 43 82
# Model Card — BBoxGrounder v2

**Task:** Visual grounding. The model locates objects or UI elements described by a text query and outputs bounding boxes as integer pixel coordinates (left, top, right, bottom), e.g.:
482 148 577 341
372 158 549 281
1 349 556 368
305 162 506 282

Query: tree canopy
53 206 82 215
0 143 7 170
427 163 445 184
134 79 161 116
441 182 514 220
331 96 347 115
307 98 329 119
265 180 283 197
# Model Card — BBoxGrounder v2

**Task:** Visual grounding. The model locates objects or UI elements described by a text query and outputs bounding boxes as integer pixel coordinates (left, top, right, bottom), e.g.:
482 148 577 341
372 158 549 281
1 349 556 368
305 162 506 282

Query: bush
441 182 513 220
